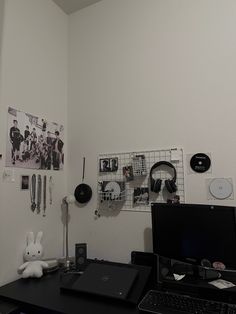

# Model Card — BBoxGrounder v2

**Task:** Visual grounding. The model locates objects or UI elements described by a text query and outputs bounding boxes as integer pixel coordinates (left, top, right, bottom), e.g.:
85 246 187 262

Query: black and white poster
6 107 64 170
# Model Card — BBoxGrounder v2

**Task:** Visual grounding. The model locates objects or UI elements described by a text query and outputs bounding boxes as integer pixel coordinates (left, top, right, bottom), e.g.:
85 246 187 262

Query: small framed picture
99 157 119 172
21 175 29 190
99 158 111 172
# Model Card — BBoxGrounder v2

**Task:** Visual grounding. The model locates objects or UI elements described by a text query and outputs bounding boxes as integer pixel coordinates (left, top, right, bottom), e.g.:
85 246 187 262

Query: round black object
74 183 92 204
190 153 211 173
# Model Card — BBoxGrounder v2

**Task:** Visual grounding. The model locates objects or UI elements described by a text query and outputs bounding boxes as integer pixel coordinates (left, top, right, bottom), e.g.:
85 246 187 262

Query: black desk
0 263 151 314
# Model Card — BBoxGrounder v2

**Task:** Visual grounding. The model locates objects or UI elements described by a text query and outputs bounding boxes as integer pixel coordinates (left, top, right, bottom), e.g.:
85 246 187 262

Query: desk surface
0 263 150 314
2 263 236 314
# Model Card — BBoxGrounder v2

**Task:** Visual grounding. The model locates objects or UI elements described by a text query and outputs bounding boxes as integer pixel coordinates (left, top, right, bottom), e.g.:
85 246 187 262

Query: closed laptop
71 263 139 300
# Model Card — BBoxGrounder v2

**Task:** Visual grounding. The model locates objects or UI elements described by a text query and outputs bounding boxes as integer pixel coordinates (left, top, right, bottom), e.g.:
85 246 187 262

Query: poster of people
6 107 64 170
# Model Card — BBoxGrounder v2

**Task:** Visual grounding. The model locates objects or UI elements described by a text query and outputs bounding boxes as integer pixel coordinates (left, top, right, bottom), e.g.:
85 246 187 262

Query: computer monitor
151 203 236 270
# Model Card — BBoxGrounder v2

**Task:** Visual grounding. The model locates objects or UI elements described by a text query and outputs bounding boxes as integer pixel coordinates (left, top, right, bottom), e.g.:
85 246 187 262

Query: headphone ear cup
153 179 162 193
150 177 155 191
171 181 177 193
165 179 177 193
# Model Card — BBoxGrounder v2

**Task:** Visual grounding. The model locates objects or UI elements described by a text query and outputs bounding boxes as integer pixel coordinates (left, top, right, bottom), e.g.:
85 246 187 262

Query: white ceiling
52 0 102 14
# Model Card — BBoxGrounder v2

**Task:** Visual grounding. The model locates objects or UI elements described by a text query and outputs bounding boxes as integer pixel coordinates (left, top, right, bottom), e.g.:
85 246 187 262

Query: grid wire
98 148 185 212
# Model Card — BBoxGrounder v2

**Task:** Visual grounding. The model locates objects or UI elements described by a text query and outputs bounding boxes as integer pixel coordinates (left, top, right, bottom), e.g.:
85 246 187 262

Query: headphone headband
150 161 177 182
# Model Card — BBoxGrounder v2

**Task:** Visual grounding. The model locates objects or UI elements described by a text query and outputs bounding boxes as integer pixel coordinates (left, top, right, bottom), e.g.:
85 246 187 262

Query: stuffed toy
18 231 48 278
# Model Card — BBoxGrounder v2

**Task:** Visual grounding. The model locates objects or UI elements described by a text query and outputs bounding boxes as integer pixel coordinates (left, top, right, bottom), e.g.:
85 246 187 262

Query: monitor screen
151 203 236 269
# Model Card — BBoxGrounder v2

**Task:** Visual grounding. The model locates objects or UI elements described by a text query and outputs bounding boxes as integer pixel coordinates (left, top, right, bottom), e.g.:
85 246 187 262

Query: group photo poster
6 107 64 170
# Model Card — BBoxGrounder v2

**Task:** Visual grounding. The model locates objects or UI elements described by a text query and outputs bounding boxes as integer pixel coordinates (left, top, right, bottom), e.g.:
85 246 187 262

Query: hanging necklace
37 174 42 214
43 175 47 217
49 176 54 205
30 174 36 212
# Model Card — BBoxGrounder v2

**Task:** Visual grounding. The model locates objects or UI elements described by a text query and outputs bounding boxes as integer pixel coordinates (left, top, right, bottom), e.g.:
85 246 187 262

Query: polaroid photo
132 154 147 176
110 157 118 172
133 187 149 205
123 165 134 181
21 175 29 190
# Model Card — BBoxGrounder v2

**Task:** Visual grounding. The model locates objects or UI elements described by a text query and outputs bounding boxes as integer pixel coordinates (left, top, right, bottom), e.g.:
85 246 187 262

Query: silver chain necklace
30 174 36 212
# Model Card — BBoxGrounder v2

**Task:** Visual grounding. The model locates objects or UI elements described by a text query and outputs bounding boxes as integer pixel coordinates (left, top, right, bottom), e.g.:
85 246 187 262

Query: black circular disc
190 153 211 173
74 183 92 204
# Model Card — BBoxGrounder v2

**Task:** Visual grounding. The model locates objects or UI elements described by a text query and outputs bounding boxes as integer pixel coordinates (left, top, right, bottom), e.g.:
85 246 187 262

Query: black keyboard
138 290 236 314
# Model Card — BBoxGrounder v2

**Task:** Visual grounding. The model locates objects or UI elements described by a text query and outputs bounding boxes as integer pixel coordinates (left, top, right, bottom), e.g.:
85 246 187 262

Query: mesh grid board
97 148 185 212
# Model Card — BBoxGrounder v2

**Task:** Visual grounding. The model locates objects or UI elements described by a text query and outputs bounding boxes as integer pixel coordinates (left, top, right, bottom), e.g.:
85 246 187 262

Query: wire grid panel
97 148 185 212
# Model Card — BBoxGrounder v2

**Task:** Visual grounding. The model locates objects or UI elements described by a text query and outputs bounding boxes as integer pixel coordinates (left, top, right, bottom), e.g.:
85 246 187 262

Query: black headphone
150 161 177 194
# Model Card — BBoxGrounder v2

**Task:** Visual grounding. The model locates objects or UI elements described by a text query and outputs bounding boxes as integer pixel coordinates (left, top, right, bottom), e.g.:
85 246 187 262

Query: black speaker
75 243 87 271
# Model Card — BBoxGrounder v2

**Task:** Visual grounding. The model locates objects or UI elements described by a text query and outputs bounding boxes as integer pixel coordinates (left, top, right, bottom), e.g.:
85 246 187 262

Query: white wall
0 0 4 96
0 0 4 57
68 0 236 263
0 0 68 285
1 0 236 284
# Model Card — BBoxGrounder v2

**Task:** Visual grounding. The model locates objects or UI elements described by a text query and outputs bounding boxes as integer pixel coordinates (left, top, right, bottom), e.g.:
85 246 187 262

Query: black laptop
70 263 139 300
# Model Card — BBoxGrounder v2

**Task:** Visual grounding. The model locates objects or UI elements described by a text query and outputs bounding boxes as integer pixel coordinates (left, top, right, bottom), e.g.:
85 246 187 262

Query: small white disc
209 178 233 200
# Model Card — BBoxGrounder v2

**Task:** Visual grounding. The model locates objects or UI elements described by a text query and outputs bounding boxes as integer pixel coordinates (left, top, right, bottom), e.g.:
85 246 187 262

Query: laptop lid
71 263 139 300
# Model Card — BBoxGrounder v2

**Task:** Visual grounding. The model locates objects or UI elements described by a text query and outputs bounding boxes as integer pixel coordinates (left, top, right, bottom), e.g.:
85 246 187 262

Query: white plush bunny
18 231 48 278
